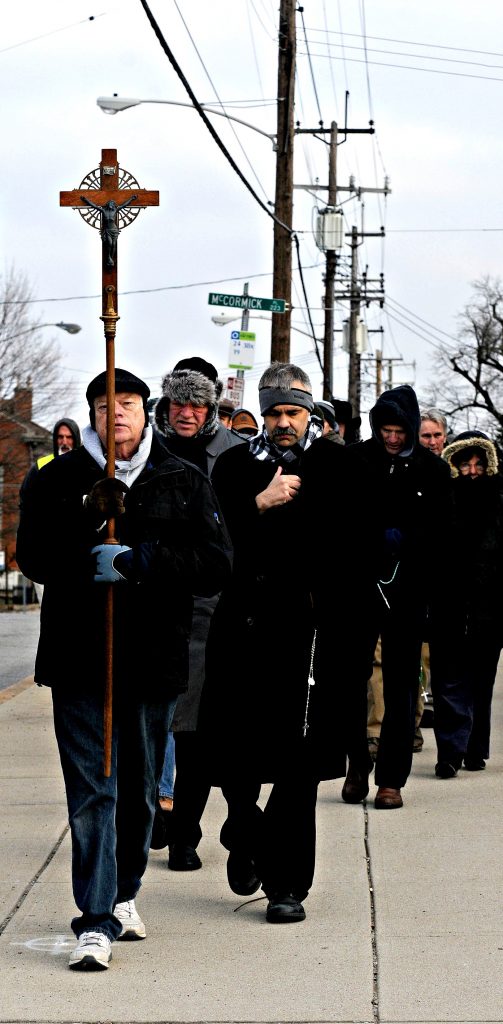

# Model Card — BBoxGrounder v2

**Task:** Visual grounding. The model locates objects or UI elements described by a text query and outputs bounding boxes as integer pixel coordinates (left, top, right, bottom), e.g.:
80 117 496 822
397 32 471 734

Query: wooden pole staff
60 150 159 774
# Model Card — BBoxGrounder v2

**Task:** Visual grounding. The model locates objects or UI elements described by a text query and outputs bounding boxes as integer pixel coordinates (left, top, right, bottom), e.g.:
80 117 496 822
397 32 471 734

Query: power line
0 12 105 55
386 295 458 342
297 49 503 84
303 36 503 73
384 307 443 351
138 0 291 232
293 235 324 375
247 0 276 40
304 27 503 61
298 7 324 125
171 0 270 202
0 265 320 306
322 0 338 110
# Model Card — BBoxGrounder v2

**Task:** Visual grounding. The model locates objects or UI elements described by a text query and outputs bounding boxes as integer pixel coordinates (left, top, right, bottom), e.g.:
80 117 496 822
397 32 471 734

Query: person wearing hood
16 367 232 970
152 357 245 871
21 416 82 481
346 384 452 809
20 417 83 604
431 431 503 777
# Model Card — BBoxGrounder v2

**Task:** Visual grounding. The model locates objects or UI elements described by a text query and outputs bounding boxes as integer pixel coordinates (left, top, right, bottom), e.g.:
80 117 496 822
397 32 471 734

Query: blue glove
91 543 132 583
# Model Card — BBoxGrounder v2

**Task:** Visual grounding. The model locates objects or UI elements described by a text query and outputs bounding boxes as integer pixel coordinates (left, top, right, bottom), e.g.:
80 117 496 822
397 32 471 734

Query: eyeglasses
458 460 485 474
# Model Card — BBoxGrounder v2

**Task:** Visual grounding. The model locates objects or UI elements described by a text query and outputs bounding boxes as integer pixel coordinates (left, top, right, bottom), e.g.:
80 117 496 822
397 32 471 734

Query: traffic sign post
209 291 286 314
224 375 245 406
229 331 256 370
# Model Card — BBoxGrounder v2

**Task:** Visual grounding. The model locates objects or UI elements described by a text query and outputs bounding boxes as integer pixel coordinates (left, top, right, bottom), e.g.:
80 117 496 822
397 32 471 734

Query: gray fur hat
442 431 499 477
154 357 223 439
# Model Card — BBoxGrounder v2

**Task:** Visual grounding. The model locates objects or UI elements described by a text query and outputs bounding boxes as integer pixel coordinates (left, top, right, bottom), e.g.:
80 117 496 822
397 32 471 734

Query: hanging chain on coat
303 628 317 737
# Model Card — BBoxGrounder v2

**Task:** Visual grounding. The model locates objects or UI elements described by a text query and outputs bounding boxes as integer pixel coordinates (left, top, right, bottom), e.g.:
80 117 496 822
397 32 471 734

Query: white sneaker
114 899 146 940
69 930 112 970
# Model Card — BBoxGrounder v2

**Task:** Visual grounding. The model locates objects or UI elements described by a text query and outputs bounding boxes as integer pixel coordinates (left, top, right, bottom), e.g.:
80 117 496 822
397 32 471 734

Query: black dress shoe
266 894 306 923
435 761 458 779
463 757 486 771
342 764 370 803
226 850 261 895
168 843 202 871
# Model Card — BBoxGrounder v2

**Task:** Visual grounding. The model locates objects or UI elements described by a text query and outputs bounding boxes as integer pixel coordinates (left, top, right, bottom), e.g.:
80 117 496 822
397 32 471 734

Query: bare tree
0 267 72 582
424 277 503 441
0 266 71 425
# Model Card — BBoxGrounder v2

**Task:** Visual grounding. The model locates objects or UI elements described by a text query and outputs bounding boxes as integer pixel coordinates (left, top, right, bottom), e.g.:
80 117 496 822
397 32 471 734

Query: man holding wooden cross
17 366 232 971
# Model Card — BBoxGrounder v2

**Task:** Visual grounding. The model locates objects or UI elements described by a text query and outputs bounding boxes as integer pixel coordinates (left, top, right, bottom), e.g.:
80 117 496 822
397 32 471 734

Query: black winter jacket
16 435 232 697
347 385 453 608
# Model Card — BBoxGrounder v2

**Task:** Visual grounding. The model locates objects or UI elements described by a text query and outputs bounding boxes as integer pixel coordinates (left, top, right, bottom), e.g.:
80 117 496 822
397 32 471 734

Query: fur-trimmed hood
443 432 499 477
154 368 223 439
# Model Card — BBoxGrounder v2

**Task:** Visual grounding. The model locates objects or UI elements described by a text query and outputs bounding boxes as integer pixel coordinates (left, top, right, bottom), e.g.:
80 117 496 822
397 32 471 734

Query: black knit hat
173 356 219 382
86 368 150 428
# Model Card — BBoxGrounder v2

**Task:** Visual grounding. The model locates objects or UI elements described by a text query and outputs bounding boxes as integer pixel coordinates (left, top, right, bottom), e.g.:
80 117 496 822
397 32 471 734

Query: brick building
0 386 51 570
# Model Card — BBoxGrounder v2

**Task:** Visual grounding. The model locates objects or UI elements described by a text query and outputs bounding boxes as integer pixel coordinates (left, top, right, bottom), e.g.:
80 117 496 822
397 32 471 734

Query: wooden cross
60 149 159 776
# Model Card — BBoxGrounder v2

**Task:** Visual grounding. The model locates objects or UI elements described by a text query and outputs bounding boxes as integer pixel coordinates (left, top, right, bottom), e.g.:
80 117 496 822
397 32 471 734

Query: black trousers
171 732 211 849
430 625 501 764
220 771 319 902
365 593 425 789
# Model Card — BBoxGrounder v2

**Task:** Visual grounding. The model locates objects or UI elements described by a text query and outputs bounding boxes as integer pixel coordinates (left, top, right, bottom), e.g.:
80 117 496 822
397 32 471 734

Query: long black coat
446 473 503 639
199 441 346 783
16 436 232 700
159 423 245 732
298 437 377 765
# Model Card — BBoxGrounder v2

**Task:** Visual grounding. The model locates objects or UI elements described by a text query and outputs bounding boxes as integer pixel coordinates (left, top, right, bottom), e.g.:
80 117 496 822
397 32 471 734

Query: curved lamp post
97 96 278 150
4 321 82 342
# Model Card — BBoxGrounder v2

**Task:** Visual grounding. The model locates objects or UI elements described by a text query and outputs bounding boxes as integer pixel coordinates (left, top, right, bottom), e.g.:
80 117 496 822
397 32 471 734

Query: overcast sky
2 0 503 429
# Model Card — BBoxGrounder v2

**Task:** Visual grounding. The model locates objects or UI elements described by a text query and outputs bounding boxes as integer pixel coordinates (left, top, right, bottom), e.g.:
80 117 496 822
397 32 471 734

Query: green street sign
208 291 286 313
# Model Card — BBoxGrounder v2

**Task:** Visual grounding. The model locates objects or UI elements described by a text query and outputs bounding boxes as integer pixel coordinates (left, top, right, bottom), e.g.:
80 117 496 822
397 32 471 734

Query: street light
96 96 278 150
3 321 82 343
54 321 82 334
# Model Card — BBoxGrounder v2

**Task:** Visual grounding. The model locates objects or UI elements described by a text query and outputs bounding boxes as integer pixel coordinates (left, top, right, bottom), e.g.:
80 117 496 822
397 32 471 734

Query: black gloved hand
85 478 129 520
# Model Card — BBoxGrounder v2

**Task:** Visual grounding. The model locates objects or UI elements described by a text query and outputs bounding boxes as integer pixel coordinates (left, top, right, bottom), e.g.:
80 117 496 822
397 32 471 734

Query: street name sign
208 291 286 313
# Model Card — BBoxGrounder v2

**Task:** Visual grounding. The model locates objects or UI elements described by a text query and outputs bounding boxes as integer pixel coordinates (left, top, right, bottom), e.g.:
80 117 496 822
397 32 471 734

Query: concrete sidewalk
0 669 502 1024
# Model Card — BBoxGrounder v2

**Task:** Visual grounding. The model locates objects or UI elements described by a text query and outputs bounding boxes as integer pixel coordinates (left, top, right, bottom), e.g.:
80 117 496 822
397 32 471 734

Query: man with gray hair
419 408 448 456
199 363 343 924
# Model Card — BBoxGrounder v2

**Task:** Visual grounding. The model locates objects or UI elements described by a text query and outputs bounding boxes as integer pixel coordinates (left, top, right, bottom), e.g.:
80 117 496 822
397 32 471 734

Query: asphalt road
0 607 40 690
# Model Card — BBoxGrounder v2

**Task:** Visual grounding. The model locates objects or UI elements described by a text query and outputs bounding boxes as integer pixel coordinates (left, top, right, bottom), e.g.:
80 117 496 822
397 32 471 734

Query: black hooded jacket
347 385 452 604
51 417 81 456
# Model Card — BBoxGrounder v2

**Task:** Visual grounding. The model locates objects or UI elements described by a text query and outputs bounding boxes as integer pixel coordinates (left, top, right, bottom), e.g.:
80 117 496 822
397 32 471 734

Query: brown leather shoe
342 764 370 803
374 786 403 809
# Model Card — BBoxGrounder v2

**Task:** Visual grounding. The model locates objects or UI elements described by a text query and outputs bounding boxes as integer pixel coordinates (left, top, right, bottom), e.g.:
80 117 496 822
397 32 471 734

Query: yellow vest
36 454 55 470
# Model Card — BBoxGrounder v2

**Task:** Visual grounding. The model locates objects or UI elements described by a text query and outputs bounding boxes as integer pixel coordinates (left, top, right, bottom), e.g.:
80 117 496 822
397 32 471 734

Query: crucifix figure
79 194 138 267
60 149 159 776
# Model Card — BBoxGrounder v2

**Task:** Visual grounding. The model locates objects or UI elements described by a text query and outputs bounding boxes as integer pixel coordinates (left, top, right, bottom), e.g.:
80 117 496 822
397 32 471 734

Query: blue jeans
159 730 176 799
52 686 176 940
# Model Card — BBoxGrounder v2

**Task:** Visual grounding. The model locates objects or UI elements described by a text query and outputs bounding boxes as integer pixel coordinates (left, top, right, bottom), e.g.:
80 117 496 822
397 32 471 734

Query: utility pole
294 116 379 391
322 122 337 400
271 0 295 363
238 282 249 402
375 348 383 399
334 217 386 419
348 226 361 417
